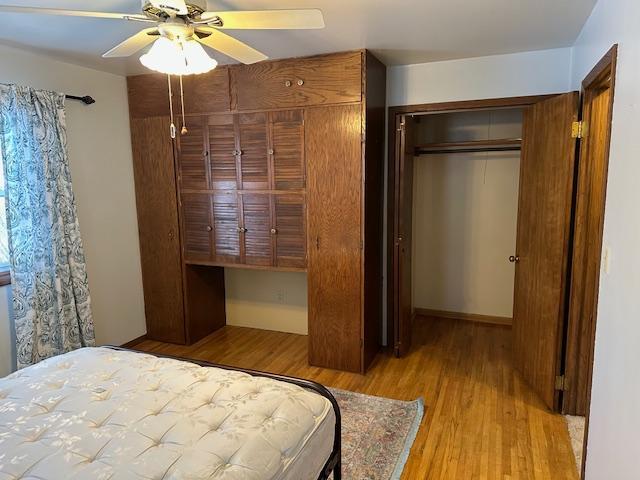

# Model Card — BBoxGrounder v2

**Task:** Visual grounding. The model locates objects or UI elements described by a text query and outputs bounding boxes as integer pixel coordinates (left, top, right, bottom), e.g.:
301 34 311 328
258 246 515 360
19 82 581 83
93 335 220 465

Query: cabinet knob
268 148 274 155
237 227 247 233
233 149 242 156
270 228 277 234
509 255 520 263
297 79 304 86
284 80 292 87
206 225 212 232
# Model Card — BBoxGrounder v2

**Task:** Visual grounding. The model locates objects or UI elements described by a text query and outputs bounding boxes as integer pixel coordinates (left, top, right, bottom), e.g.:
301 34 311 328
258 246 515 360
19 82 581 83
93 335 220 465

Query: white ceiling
0 0 597 75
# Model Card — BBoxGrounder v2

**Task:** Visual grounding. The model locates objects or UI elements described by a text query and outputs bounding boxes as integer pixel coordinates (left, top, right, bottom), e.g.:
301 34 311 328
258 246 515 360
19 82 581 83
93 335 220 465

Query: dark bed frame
107 346 341 480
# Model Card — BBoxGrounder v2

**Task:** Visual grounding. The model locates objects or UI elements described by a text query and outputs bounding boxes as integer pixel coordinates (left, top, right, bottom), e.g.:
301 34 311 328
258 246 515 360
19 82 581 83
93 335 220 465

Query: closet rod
415 138 521 155
65 94 95 105
416 146 521 155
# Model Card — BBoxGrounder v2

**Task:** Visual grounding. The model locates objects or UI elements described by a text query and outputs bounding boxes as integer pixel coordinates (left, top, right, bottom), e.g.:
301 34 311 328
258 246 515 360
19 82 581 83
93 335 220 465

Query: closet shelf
415 138 522 155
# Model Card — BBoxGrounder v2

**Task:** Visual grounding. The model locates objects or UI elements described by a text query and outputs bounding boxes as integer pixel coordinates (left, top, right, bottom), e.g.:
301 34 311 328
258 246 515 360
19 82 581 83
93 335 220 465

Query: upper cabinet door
294 51 362 106
177 116 208 190
212 193 241 264
274 194 306 269
232 60 299 111
181 68 231 113
232 51 362 111
240 193 273 267
207 114 238 190
181 192 213 262
238 113 270 190
270 110 305 190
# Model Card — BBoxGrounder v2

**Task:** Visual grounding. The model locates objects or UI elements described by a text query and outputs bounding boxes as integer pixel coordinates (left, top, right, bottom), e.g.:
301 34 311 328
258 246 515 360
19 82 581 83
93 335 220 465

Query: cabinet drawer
232 51 362 111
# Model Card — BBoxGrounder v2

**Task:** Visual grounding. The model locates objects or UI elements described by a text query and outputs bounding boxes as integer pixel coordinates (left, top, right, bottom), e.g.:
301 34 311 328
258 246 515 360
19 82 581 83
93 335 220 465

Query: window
0 149 10 285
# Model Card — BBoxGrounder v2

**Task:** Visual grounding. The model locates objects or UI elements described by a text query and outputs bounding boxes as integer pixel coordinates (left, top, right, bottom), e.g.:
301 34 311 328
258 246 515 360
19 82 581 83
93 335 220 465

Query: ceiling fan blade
149 0 188 16
0 5 149 21
195 28 268 64
103 29 159 58
200 9 325 29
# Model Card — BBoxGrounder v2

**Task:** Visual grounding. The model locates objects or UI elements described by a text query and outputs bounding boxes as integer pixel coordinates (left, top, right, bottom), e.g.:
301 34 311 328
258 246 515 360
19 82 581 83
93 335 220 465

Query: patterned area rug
329 388 424 480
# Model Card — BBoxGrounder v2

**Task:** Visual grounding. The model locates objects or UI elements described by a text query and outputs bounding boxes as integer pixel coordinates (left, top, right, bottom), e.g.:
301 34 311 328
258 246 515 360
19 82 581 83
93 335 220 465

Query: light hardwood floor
134 315 579 480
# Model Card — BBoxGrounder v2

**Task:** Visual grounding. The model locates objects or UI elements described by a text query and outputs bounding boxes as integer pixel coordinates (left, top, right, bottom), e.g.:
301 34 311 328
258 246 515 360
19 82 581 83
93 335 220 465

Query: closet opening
409 108 523 330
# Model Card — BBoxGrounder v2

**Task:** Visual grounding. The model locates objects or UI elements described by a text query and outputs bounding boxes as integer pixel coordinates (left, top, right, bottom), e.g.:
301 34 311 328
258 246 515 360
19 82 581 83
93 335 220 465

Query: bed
0 347 341 480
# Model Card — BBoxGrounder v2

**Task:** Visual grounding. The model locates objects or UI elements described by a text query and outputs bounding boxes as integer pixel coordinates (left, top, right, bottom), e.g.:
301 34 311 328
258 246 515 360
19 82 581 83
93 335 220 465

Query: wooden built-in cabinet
128 51 386 372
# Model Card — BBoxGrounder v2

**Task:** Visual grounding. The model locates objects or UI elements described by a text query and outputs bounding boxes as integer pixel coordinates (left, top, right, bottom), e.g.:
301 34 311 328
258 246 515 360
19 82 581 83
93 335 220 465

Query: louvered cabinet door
270 110 305 190
273 194 306 269
208 114 238 190
238 113 269 190
211 193 241 264
240 193 273 266
177 116 208 190
181 193 213 262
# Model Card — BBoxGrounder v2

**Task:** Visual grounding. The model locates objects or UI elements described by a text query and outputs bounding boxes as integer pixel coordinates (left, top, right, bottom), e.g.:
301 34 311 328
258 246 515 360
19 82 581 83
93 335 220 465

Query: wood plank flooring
134 315 579 480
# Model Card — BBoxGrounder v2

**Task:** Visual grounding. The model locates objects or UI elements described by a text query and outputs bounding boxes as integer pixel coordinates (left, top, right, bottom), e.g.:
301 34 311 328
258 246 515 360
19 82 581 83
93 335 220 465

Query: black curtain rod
65 94 95 105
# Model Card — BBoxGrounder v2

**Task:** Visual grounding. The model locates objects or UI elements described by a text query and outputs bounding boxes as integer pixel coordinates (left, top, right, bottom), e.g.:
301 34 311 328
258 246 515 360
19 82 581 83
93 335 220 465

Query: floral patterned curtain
0 84 95 369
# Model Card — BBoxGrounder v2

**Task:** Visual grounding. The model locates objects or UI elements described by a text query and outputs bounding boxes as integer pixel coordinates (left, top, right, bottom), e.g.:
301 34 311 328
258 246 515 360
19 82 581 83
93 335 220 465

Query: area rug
328 388 424 480
564 415 586 470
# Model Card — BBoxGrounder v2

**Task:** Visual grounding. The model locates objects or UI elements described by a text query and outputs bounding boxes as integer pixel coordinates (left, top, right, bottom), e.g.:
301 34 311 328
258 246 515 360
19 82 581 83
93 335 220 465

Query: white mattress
0 347 335 480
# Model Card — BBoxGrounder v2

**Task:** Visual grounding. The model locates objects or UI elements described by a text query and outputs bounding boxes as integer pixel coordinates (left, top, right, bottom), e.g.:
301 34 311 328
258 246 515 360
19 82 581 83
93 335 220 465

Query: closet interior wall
412 109 523 324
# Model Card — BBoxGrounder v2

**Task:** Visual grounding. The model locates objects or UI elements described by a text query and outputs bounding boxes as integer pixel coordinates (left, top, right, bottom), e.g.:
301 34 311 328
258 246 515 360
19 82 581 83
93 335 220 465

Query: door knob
509 255 520 263
270 228 277 234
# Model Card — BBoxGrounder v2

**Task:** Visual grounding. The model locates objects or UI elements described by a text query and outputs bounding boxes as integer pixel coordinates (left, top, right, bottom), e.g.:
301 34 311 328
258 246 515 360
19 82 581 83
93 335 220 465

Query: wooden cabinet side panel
362 52 387 369
130 116 185 344
306 104 363 372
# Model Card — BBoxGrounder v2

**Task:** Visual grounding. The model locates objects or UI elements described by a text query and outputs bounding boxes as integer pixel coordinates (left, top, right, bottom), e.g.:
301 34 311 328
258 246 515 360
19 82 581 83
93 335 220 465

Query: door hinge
555 375 566 391
397 121 405 133
571 121 586 139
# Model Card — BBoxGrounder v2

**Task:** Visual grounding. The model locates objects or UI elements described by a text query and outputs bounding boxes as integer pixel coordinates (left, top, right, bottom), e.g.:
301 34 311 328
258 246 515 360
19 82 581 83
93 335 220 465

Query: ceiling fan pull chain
179 75 188 135
167 74 176 139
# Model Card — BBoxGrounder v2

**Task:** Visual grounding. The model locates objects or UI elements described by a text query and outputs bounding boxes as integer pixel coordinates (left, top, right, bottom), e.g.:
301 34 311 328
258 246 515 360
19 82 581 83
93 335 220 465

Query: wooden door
211 193 241 264
237 113 270 190
270 110 305 190
207 114 237 190
231 60 299 111
130 116 185 343
181 193 213 262
294 51 363 106
177 116 208 190
307 104 363 373
240 193 273 267
512 92 579 411
273 194 306 269
393 115 416 357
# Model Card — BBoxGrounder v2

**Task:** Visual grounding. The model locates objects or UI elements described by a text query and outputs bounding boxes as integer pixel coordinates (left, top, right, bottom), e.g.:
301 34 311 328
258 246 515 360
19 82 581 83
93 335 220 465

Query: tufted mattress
0 347 336 480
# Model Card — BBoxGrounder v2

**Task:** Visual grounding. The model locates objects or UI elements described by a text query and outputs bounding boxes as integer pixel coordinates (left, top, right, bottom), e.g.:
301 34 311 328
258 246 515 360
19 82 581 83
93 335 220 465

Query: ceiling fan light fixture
140 36 217 75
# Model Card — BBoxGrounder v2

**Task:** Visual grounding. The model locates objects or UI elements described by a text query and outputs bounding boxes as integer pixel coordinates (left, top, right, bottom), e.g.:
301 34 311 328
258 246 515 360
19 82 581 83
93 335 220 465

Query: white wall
570 1 640 478
224 269 308 335
412 110 521 319
0 43 146 376
388 47 574 106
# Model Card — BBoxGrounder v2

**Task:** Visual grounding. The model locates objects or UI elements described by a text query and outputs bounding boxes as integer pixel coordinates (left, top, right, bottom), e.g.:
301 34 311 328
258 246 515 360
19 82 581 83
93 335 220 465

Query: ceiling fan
0 0 325 71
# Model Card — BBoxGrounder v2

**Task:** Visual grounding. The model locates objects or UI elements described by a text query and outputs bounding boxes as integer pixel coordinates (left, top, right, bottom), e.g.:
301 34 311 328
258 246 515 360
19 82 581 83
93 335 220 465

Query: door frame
386 94 561 354
565 44 618 479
